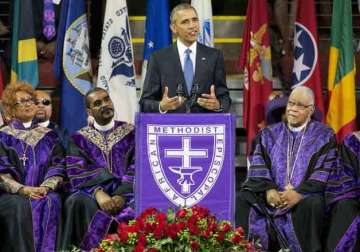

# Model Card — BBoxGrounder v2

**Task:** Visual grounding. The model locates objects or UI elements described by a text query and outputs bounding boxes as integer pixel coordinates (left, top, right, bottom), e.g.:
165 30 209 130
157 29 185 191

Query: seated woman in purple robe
0 81 66 252
60 87 135 251
236 86 338 252
325 132 360 252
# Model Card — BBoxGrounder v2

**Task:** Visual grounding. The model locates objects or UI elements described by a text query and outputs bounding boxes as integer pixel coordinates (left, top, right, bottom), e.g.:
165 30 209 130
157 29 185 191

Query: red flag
291 0 324 116
239 0 272 153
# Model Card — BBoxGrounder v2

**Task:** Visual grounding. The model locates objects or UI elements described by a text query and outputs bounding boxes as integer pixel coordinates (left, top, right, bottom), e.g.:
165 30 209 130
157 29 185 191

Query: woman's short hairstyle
1 81 35 119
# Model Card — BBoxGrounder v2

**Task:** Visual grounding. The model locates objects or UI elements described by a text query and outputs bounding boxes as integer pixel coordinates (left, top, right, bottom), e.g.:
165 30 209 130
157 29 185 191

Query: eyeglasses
287 100 313 110
14 98 35 107
35 99 51 106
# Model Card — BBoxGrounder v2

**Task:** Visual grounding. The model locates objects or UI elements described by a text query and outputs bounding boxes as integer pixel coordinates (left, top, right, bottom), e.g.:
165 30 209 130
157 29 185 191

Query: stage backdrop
136 113 236 222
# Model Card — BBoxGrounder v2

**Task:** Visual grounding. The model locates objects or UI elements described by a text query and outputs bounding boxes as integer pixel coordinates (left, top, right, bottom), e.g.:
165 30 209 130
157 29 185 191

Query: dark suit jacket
139 42 231 113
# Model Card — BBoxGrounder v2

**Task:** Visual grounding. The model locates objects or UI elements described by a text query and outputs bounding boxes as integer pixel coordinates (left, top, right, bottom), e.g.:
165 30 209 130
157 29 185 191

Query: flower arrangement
96 205 258 252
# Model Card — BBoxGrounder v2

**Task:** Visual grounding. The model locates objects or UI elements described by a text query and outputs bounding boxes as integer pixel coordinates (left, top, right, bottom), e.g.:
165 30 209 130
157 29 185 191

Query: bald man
34 90 68 148
236 86 338 251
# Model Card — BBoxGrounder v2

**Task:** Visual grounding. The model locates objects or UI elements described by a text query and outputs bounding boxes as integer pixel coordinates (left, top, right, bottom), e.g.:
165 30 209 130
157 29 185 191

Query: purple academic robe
0 120 66 252
237 120 337 252
325 132 360 252
63 121 135 250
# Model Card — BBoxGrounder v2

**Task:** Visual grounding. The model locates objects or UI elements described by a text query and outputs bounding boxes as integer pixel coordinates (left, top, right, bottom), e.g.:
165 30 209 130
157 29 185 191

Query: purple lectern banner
135 113 236 222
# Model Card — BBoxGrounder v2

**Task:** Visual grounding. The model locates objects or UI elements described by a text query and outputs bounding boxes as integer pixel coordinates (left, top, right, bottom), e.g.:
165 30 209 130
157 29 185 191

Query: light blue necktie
184 49 194 94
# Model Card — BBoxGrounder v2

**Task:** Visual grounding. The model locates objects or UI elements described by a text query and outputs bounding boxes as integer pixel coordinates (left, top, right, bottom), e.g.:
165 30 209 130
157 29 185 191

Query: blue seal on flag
292 22 318 87
63 14 92 95
109 24 135 82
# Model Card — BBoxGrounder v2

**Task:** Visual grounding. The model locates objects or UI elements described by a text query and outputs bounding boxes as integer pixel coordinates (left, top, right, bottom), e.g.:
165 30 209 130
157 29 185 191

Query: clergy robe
61 121 135 251
0 120 66 252
325 132 360 252
236 120 337 252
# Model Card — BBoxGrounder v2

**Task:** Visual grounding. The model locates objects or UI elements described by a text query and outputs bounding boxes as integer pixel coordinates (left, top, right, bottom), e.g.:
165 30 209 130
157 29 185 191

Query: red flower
246 242 254 251
216 233 224 242
189 224 200 235
190 240 200 250
137 234 147 247
153 225 163 239
132 244 145 252
236 226 245 237
156 212 167 222
177 209 187 218
104 233 119 241
144 222 157 233
220 223 232 233
128 223 140 233
231 234 242 244
98 206 254 252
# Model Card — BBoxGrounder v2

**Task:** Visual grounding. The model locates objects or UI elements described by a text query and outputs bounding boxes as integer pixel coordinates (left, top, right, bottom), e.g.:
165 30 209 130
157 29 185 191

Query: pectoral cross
19 153 28 166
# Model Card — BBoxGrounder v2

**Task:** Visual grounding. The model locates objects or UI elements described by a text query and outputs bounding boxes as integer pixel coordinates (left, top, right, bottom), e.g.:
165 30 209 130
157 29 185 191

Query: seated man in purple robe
0 81 66 252
34 90 68 148
60 87 135 251
324 132 360 252
236 86 337 252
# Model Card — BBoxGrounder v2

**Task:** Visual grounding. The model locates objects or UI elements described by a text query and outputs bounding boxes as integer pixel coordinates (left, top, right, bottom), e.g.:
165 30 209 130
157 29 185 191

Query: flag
291 0 324 116
140 0 172 87
191 0 214 47
0 58 4 97
239 0 273 153
326 0 356 142
53 0 92 134
97 0 137 124
10 0 39 87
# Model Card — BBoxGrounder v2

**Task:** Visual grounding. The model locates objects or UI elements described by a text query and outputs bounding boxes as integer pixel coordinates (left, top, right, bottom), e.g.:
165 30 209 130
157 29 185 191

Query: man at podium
140 3 231 113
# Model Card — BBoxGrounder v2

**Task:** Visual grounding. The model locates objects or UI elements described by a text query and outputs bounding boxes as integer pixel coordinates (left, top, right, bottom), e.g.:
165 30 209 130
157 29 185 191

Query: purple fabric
335 216 360 252
248 204 302 251
67 121 135 249
80 207 135 251
249 207 269 248
265 96 288 125
135 113 236 223
246 121 336 250
0 120 65 252
80 211 112 251
326 133 360 205
255 121 335 190
67 121 135 192
43 0 56 40
31 192 62 252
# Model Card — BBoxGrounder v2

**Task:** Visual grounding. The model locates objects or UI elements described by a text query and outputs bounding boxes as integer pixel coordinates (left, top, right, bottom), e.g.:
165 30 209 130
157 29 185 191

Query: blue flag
141 0 172 85
143 0 172 60
54 0 92 134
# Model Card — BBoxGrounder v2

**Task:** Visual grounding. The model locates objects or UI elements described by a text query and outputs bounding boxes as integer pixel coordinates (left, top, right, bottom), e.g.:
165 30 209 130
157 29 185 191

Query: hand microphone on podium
176 83 185 104
186 83 200 113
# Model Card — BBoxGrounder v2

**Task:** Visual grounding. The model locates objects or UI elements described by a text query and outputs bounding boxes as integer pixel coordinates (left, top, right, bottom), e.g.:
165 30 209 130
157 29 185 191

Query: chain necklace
285 124 307 190
17 130 32 167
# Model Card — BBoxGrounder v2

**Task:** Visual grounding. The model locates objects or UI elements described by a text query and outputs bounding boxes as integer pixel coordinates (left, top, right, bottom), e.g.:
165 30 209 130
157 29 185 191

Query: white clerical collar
288 121 308 132
23 121 32 129
94 119 115 132
38 120 50 128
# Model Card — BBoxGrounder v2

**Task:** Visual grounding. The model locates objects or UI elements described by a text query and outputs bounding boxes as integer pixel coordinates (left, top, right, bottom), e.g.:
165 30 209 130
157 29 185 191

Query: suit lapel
194 44 208 94
171 44 188 96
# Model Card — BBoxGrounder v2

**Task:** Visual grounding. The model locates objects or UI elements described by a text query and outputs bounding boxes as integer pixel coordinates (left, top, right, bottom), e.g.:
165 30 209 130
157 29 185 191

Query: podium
135 113 236 222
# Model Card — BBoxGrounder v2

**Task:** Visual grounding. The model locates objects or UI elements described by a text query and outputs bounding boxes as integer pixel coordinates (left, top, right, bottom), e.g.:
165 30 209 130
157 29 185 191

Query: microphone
186 83 200 113
176 83 185 104
176 83 185 97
